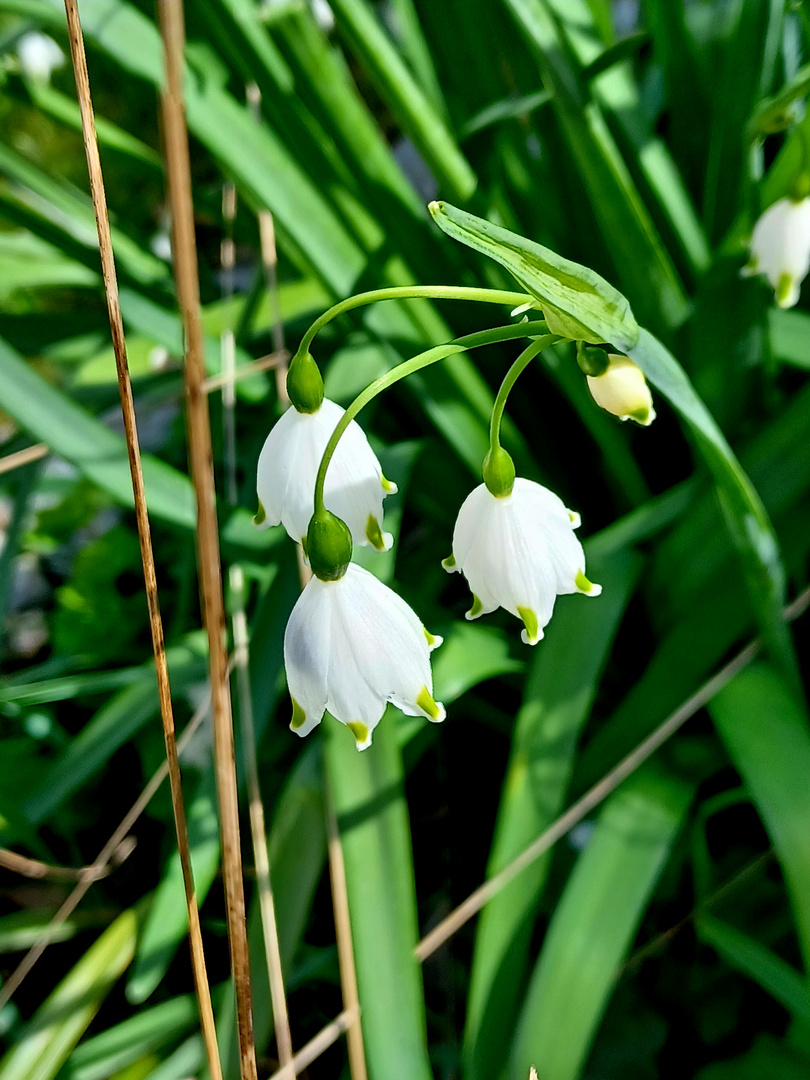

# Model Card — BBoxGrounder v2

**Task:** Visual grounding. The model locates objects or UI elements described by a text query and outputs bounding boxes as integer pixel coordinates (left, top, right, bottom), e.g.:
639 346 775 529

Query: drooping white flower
443 478 601 644
256 398 396 550
744 196 810 308
586 353 655 426
284 562 445 750
16 32 65 83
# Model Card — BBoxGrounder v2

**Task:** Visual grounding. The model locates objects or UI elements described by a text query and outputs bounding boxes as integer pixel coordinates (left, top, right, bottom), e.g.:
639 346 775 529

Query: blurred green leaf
0 909 137 1080
709 662 810 973
508 765 693 1080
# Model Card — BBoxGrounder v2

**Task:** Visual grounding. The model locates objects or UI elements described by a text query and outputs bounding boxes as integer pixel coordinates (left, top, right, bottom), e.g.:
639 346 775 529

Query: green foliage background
0 1 809 1078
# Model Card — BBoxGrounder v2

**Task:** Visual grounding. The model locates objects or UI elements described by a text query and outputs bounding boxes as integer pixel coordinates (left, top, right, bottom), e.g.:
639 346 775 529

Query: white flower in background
16 32 65 84
255 398 396 550
443 478 601 644
744 195 810 308
586 353 656 426
284 562 445 750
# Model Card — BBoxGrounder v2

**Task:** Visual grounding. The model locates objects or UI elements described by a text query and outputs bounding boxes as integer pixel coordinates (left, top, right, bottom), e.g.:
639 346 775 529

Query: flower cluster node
287 349 325 414
586 353 656 427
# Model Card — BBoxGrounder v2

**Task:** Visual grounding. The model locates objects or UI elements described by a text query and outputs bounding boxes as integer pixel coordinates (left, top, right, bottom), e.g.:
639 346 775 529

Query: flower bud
586 354 655 427
482 445 515 498
306 508 352 581
287 350 324 414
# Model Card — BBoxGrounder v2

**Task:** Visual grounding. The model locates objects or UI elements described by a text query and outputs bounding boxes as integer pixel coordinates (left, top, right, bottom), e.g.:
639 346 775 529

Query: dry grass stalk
415 583 810 962
0 443 48 475
220 184 295 1075
201 350 290 394
266 1007 357 1080
157 2 257 1077
326 780 369 1080
60 4 222 1077
0 680 213 1012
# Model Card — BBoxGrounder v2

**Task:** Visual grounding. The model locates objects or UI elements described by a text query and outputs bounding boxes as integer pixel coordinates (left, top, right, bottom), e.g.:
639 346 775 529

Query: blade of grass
463 548 640 1080
507 766 693 1080
697 915 810 1026
0 909 138 1080
709 662 810 974
329 0 477 202
628 327 797 687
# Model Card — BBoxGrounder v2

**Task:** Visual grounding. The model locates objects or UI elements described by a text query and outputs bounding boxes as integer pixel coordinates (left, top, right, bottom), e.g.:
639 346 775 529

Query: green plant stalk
312 320 549 514
297 285 534 358
488 336 558 457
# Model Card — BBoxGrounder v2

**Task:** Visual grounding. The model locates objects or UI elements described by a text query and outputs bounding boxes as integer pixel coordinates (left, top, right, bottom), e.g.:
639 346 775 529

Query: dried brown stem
0 673 214 1011
0 443 48 475
61 4 222 1076
415 584 810 961
326 780 368 1080
202 350 289 394
157 3 257 1077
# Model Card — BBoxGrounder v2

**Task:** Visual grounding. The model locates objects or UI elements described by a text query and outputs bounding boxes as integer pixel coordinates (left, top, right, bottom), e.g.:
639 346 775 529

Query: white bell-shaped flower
443 478 601 645
744 196 810 308
16 32 65 83
284 562 445 750
587 354 655 426
256 398 396 550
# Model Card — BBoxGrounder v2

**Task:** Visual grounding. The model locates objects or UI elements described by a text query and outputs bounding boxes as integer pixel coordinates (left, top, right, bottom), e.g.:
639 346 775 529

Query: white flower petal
283 578 332 738
448 478 600 643
283 563 443 750
256 399 394 548
749 197 810 308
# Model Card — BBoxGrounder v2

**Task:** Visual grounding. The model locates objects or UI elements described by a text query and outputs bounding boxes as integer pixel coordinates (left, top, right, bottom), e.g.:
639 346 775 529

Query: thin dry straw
60 4 222 1077
0 443 48 475
219 183 295 1075
156 3 258 1077
415 584 810 962
261 588 808 1076
0 672 216 1012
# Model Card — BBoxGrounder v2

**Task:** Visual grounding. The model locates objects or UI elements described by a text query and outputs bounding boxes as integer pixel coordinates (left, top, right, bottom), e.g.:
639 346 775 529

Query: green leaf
429 200 639 349
627 328 796 685
127 771 221 1004
709 662 810 973
324 719 432 1080
463 549 640 1080
0 909 138 1080
61 993 198 1080
696 915 810 1026
769 308 810 370
22 639 208 825
508 766 693 1080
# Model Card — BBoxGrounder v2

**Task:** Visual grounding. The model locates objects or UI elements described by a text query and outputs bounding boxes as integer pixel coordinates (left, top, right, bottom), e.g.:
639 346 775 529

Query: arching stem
489 335 558 458
298 286 535 358
313 319 550 514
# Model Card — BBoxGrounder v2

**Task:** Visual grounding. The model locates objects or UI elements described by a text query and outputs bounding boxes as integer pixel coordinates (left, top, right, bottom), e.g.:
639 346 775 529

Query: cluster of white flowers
256 352 615 750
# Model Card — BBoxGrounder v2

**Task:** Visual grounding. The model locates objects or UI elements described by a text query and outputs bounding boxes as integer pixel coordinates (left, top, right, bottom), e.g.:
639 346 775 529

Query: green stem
313 319 550 513
489 336 557 457
298 285 535 357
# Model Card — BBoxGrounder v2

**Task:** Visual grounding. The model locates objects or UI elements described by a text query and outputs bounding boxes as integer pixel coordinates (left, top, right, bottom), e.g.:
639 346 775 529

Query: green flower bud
307 507 353 581
575 340 609 377
287 350 324 414
483 445 515 498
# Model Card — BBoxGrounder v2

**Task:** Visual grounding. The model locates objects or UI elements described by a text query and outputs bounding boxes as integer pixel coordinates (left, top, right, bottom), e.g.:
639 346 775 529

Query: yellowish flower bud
586 354 656 427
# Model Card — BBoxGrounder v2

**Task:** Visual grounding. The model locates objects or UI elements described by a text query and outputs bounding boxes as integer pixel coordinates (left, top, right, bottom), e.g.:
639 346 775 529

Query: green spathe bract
306 508 352 581
428 201 639 351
